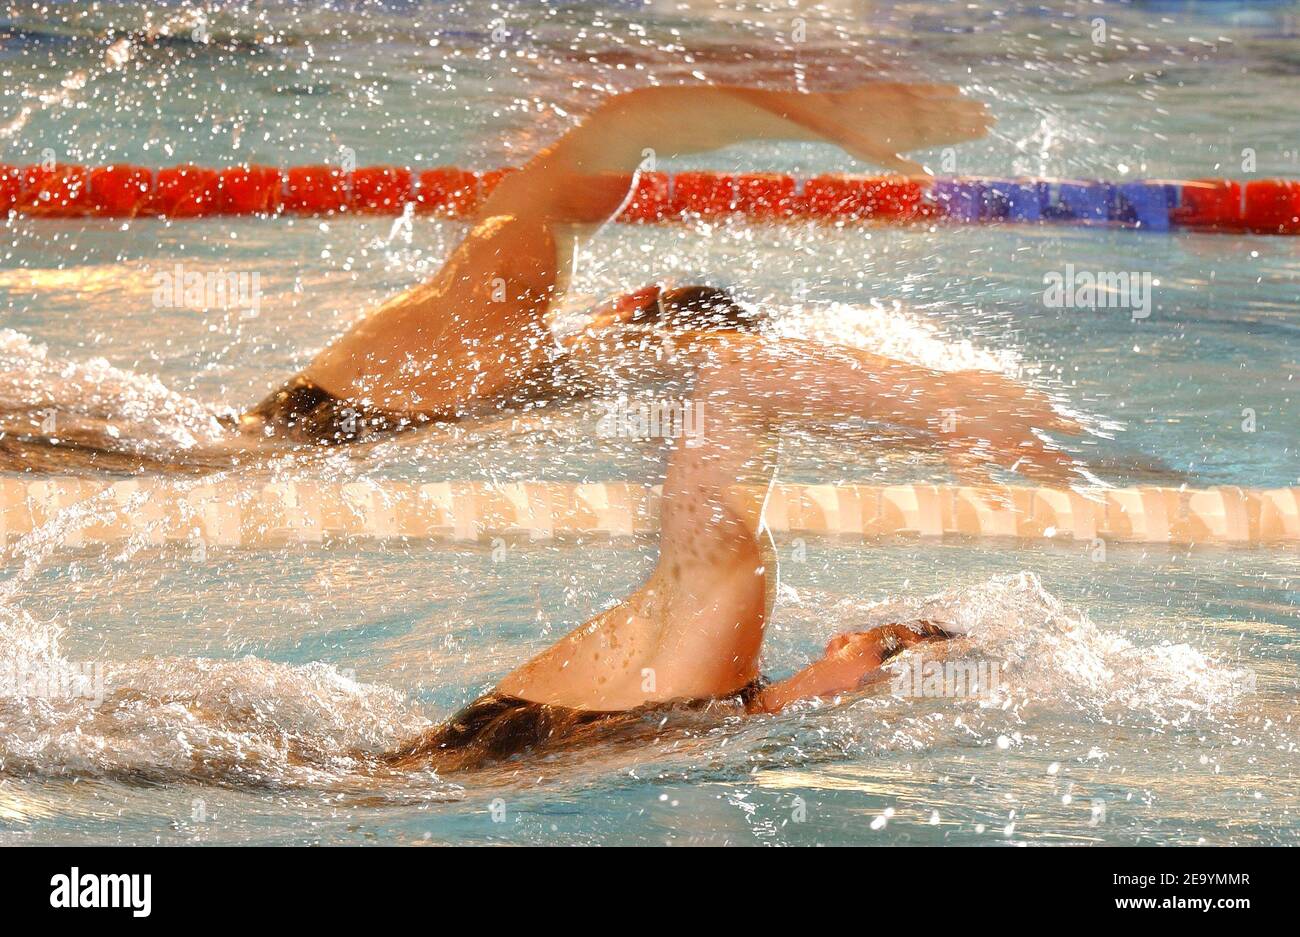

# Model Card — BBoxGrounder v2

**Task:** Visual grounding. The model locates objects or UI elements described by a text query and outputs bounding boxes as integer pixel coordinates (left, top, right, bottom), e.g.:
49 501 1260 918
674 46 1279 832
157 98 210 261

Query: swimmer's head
631 285 763 333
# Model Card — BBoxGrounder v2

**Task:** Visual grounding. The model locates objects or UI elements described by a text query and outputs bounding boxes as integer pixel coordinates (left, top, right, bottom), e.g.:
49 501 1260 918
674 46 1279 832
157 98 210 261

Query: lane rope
2 163 1297 233
4 478 1297 548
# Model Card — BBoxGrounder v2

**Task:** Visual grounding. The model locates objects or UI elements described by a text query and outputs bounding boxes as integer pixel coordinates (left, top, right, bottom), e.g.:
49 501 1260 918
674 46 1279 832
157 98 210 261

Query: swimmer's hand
935 369 1086 488
747 82 995 176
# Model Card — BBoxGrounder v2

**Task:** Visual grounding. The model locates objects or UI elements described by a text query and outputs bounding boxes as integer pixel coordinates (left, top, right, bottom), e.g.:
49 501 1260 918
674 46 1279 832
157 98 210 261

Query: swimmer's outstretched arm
560 321 1079 483
753 623 953 713
300 83 992 414
683 331 1082 485
757 641 891 714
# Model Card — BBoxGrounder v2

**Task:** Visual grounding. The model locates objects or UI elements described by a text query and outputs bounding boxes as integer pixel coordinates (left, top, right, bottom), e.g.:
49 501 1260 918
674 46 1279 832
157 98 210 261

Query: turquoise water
0 1 1296 845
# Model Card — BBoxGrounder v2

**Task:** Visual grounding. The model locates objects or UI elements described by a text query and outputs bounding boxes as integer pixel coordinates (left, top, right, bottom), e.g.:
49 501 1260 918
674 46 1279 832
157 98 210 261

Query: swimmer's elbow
750 685 795 715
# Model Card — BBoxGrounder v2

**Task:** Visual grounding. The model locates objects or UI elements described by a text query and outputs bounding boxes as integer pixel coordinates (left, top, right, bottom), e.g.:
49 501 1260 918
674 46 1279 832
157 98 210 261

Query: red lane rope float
2 163 1298 233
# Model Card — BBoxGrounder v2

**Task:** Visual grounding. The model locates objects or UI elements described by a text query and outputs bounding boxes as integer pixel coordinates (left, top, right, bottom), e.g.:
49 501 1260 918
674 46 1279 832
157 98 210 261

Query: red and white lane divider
3 478 1297 548
2 163 1297 233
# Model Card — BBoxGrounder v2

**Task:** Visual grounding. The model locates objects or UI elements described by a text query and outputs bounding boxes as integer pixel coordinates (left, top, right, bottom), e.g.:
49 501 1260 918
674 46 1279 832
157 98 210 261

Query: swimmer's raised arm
495 332 1082 712
517 82 992 187
299 83 992 414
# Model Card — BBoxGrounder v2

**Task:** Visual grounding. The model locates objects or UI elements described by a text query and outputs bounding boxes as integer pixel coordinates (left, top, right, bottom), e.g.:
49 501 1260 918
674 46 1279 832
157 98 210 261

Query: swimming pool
0 1 1296 846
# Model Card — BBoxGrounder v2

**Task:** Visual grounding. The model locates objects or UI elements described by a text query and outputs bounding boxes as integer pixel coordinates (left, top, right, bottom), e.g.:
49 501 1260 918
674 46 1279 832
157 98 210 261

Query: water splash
0 566 1253 793
0 328 232 455
769 298 1023 376
839 571 1253 724
0 598 431 790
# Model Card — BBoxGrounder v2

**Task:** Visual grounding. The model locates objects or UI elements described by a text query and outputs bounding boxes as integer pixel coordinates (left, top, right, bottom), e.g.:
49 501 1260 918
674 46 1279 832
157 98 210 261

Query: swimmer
385 621 959 774
238 81 997 445
237 282 768 445
7 81 1082 490
384 330 1083 772
2 82 1000 473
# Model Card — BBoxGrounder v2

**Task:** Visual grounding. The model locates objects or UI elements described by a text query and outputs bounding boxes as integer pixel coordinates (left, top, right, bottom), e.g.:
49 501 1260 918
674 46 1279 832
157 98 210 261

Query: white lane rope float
3 478 1297 549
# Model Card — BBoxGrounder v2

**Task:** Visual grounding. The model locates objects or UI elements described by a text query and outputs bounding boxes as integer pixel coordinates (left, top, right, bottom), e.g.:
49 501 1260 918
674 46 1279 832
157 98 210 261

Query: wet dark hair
630 285 763 333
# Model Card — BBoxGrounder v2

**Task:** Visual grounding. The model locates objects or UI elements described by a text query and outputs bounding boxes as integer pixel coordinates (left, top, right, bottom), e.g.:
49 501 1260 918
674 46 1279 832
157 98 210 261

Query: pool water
0 1 1297 846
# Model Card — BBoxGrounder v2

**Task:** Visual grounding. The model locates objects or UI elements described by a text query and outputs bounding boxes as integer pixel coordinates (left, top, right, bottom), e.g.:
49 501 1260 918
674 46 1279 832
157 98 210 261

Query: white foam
848 571 1252 720
0 601 429 788
767 299 1024 376
0 328 231 453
